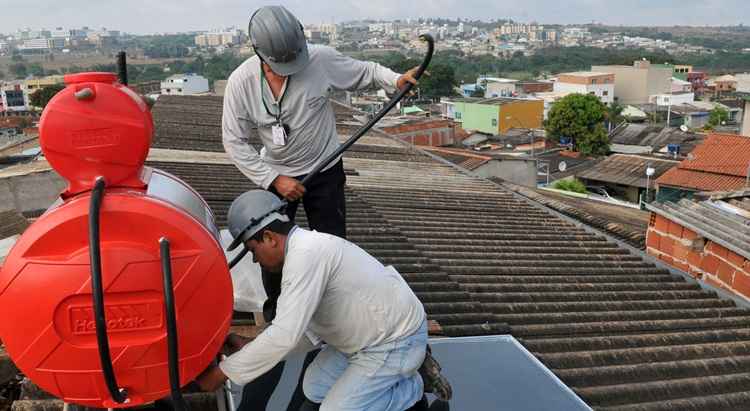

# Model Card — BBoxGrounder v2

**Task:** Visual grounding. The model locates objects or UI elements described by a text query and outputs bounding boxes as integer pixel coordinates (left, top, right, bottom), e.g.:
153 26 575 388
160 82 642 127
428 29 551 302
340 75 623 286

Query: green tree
29 84 66 110
707 107 729 129
418 63 457 99
546 93 609 156
470 85 485 98
605 102 625 131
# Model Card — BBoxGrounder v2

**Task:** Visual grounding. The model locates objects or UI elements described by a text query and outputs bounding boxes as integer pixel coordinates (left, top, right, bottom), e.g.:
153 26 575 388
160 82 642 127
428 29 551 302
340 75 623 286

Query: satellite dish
558 161 567 172
680 125 688 132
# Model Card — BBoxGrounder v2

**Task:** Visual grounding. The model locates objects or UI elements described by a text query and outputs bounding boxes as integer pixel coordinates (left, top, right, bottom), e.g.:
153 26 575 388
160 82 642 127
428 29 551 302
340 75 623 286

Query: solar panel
228 335 591 411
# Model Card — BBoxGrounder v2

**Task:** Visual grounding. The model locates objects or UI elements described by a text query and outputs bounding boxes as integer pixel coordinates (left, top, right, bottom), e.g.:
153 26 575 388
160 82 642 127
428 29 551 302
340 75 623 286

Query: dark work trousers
238 160 346 411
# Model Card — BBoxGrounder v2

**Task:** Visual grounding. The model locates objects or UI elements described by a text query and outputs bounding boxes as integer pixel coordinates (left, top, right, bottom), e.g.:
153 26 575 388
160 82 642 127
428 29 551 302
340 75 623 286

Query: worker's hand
272 175 306 201
397 66 429 91
222 333 252 356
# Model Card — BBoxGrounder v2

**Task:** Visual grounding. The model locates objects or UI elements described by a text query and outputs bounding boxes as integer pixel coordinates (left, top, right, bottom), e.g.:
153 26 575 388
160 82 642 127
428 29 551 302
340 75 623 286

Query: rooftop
7 96 750 409
656 133 750 192
558 71 613 77
648 189 750 261
149 96 750 409
578 154 679 189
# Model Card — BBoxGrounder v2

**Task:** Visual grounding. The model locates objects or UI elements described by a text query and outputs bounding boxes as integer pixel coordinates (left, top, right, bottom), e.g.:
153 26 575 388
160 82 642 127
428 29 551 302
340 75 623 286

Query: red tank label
71 128 121 149
69 303 161 335
54 291 164 348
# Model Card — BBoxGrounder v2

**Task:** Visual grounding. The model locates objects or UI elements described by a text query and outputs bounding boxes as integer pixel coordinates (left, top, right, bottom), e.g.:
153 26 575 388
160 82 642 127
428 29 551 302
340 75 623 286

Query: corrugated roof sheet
578 154 678 188
648 191 750 260
148 95 750 410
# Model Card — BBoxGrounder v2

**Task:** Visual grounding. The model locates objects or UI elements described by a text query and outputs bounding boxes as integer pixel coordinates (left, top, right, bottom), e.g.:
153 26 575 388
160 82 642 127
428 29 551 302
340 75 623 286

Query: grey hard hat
227 190 290 251
249 6 310 76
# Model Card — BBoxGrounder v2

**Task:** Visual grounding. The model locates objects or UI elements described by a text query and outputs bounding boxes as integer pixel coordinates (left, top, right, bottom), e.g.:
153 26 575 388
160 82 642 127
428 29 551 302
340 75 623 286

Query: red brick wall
647 213 750 297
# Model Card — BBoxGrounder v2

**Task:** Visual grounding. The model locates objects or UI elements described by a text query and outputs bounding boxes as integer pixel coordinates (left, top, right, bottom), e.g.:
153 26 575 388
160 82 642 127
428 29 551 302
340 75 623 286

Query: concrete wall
498 100 544 133
592 65 662 105
647 213 750 300
474 159 537 188
743 100 750 137
0 170 65 214
462 103 500 134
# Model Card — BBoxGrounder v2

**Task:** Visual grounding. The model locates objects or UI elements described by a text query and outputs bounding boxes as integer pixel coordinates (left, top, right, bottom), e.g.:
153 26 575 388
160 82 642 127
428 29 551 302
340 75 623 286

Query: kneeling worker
197 190 451 410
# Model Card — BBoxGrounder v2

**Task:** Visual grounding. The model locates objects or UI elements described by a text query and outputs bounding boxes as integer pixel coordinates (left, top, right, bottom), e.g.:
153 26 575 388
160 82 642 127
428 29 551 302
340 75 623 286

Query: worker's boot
418 345 452 401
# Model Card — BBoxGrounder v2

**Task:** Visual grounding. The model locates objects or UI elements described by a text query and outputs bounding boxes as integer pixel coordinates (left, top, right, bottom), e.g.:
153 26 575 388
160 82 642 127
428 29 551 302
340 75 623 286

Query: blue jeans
303 320 428 411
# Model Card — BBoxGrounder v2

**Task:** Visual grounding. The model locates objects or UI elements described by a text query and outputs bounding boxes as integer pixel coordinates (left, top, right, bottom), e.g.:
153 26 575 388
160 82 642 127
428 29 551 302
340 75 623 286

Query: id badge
272 124 287 146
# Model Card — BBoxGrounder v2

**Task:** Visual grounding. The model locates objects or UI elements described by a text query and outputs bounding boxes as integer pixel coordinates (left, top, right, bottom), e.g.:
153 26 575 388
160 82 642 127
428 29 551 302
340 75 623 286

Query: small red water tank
0 74 233 408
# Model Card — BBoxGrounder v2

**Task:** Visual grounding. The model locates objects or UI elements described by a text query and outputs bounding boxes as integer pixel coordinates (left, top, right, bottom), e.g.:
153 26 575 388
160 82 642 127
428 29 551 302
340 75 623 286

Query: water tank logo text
69 304 162 334
71 128 120 148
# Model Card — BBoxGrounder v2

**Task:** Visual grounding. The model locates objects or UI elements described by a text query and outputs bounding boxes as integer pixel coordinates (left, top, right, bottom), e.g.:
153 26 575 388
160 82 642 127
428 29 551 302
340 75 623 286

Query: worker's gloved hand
272 175 306 201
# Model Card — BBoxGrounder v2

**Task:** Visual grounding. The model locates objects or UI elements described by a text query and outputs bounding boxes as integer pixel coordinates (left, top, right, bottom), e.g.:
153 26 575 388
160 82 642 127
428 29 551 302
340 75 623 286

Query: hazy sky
4 0 749 34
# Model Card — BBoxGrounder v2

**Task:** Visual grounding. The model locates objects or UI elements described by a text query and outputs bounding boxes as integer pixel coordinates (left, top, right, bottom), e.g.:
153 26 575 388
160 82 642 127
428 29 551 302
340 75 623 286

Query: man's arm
222 75 280 190
319 46 404 93
217 249 332 385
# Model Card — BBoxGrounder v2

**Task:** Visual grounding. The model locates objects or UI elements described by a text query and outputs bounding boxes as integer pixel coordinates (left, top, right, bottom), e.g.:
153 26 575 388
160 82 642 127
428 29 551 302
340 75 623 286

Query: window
455 112 462 119
603 90 609 96
492 118 498 126
591 79 597 84
589 91 596 95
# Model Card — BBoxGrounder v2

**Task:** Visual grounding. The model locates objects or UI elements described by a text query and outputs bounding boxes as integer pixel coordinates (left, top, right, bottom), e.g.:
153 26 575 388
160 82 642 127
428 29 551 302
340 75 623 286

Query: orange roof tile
656 167 747 192
679 133 750 177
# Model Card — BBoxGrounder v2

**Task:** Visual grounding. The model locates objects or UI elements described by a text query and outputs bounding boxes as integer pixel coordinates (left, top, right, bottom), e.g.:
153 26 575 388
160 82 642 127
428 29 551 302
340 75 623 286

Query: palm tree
605 102 625 133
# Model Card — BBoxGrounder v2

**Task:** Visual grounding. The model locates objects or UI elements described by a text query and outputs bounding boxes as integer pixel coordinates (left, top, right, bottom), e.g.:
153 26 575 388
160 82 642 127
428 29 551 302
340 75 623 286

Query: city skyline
3 0 749 35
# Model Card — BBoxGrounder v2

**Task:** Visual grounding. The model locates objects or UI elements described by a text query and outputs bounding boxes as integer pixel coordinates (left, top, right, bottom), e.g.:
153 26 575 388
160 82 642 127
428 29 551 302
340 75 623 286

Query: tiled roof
656 168 746 192
578 154 678 189
655 134 750 192
678 134 750 177
149 95 750 410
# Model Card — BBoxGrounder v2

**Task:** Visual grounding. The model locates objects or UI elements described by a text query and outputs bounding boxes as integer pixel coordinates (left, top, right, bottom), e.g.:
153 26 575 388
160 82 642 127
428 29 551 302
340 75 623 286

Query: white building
478 77 518 98
1 82 30 113
160 74 210 96
651 92 695 107
553 71 615 105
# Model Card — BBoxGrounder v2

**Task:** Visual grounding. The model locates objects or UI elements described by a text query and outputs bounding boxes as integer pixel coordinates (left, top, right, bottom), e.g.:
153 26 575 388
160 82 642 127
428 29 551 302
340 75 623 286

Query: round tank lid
64 72 118 85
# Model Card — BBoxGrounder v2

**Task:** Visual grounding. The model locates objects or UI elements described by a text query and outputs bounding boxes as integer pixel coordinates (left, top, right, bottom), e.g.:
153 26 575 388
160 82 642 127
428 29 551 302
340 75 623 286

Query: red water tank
0 74 233 408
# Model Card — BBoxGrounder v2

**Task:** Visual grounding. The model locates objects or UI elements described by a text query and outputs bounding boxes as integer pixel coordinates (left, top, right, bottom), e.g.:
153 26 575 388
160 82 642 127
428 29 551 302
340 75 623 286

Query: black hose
89 177 128 404
159 238 188 411
117 51 128 86
300 34 434 186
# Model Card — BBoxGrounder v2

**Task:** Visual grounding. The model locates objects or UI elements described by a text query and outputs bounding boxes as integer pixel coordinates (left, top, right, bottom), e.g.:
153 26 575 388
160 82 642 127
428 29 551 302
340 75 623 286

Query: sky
2 0 749 34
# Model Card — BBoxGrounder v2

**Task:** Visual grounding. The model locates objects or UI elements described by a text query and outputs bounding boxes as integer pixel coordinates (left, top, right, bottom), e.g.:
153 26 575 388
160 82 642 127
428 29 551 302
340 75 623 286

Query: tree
29 84 66 110
707 107 729 129
605 102 625 132
470 86 485 98
546 93 610 156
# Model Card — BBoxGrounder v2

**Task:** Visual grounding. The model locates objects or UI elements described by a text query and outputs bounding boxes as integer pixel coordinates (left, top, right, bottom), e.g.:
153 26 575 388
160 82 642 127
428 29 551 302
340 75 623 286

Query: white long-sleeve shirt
219 227 426 385
222 45 402 189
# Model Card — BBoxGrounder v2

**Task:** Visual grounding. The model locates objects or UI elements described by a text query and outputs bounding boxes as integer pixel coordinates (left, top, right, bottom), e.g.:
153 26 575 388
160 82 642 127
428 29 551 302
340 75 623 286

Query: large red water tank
0 74 233 408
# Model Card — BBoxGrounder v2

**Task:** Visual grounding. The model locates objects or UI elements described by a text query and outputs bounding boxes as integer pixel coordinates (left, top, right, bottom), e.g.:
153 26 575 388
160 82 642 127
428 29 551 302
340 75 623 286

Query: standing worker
222 5 421 409
197 191 452 410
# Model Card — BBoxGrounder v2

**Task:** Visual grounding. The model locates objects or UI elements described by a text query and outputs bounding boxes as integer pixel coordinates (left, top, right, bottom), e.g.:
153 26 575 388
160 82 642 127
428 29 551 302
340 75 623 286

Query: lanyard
260 63 290 124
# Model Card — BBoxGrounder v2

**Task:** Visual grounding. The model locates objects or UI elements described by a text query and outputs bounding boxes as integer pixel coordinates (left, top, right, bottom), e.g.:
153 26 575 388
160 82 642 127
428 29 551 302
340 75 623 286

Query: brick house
655 133 750 202
646 190 750 300
379 117 456 147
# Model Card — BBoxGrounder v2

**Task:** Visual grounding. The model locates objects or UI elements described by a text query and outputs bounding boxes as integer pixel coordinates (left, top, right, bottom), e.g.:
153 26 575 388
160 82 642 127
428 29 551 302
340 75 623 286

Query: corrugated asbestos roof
578 154 678 189
648 190 750 261
150 95 750 410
